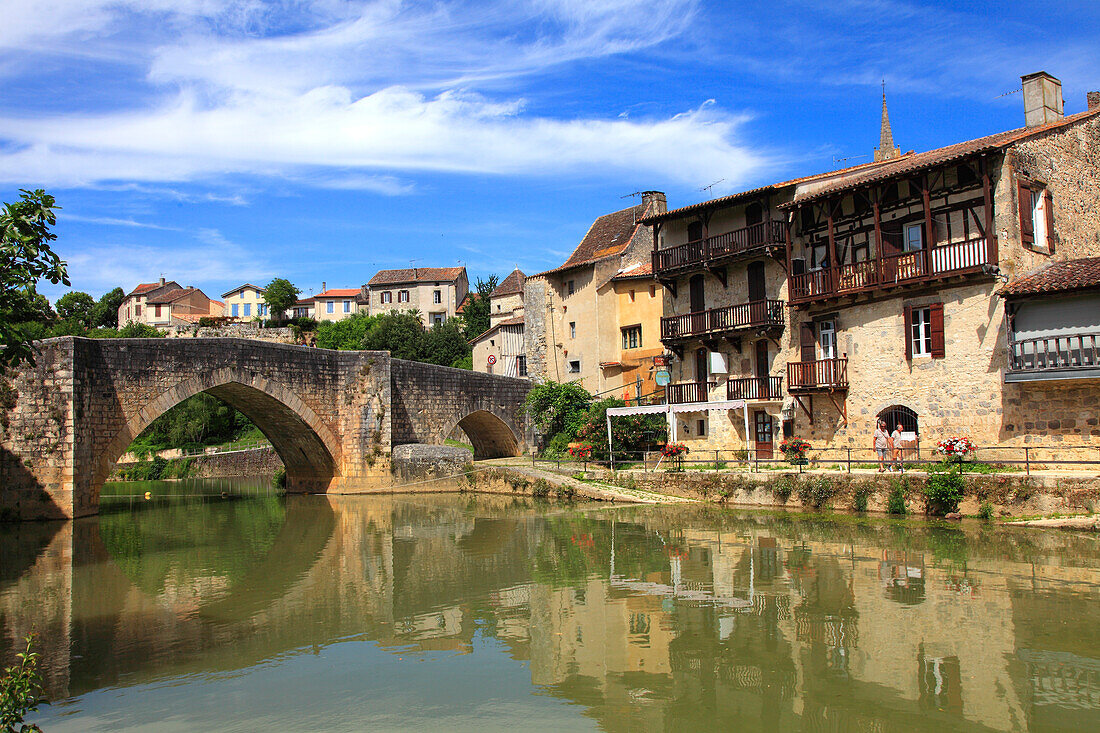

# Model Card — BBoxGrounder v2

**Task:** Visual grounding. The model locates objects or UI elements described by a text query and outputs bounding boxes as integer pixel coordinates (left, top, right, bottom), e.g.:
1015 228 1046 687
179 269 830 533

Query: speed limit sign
487 354 497 365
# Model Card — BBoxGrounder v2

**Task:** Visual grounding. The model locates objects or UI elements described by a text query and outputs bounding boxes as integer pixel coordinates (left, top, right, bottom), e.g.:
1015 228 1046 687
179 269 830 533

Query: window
381 291 392 304
903 223 924 252
240 291 245 299
135 304 142 316
516 355 527 377
567 280 575 295
818 319 836 360
231 303 238 317
569 322 576 339
343 300 351 313
697 419 707 437
154 304 162 318
629 289 635 302
431 313 444 326
905 303 945 359
326 301 334 314
1019 179 1053 252
568 360 581 373
433 290 442 304
622 325 641 350
398 290 409 303
244 303 251 317
650 284 656 298
688 221 704 242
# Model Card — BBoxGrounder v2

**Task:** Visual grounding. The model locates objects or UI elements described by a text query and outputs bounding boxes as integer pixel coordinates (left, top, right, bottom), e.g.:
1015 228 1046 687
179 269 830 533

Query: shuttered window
1018 180 1035 245
905 303 944 359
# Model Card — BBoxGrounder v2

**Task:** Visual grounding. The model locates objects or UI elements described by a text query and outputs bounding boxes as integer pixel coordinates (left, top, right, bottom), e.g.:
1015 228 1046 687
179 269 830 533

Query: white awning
605 399 746 418
606 404 669 417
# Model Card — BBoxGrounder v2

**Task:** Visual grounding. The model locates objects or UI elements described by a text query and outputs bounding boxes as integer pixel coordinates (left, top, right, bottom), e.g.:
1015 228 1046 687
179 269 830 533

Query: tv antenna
833 154 868 168
994 87 1021 99
700 179 725 194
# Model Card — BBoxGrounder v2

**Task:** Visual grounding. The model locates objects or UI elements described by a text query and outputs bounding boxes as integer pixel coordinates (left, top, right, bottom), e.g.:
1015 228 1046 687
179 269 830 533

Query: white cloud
61 213 182 230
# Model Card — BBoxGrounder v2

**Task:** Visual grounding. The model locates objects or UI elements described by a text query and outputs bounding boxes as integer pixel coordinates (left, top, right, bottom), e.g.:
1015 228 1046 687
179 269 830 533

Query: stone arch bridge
0 337 531 520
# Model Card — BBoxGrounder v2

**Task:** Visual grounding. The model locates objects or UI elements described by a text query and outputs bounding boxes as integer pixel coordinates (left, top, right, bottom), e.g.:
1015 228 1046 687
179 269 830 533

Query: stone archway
93 369 343 506
453 409 521 459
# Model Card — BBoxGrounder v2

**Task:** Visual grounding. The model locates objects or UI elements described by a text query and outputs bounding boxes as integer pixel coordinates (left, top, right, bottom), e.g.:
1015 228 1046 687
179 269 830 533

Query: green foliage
924 468 965 516
523 380 593 454
361 311 423 358
887 477 909 515
772 475 795 503
128 393 254 454
417 320 471 367
1 189 69 366
452 354 473 370
978 501 994 520
853 485 872 512
0 634 44 732
798 476 837 510
574 397 665 459
118 322 163 338
263 278 300 320
272 467 287 491
55 290 95 326
459 275 498 341
316 312 377 349
91 286 124 328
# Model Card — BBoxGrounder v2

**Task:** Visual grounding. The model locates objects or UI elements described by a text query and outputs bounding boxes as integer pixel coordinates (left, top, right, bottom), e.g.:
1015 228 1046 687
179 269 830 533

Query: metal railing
1009 331 1100 373
661 299 784 340
787 358 848 391
653 221 785 274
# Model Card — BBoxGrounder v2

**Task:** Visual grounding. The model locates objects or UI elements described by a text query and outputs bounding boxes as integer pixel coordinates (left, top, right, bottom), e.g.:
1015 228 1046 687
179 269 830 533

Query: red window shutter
903 305 913 360
1018 181 1034 245
800 322 816 362
1044 189 1055 251
929 302 945 359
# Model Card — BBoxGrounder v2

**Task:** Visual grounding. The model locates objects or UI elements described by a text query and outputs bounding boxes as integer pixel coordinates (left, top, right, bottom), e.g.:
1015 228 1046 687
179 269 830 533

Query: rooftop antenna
409 258 420 277
994 87 1022 99
699 179 725 194
833 154 868 168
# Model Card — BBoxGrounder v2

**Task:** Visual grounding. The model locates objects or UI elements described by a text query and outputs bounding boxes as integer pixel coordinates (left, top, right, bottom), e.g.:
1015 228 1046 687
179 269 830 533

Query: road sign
655 370 671 386
487 354 497 365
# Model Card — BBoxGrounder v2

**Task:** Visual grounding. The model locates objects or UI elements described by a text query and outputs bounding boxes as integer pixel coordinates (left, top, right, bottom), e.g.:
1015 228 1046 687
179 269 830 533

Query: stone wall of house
523 276 550 382
162 323 297 343
1002 379 1100 451
489 292 524 324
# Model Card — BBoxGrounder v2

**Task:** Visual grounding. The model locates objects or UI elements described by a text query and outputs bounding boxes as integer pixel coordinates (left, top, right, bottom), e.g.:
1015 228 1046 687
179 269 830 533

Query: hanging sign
653 354 670 368
655 370 671 386
487 355 497 365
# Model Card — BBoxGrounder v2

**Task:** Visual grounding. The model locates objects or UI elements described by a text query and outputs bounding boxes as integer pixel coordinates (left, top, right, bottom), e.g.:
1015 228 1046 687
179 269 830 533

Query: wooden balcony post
922 177 934 276
981 156 996 265
702 212 710 261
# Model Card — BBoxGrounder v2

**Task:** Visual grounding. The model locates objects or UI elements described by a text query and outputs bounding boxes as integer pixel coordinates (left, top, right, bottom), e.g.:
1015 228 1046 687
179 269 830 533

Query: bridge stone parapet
1 338 530 521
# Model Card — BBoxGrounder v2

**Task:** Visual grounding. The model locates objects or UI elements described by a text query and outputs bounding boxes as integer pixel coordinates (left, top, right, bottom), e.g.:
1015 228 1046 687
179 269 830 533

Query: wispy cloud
61 213 182 230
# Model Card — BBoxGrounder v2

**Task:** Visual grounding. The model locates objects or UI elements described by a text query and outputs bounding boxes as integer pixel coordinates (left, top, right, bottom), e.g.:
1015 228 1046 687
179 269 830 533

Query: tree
418 320 471 367
460 275 498 341
1 189 68 366
90 287 124 328
118 322 163 338
361 311 424 360
55 291 95 327
315 313 376 350
522 381 592 443
263 278 300 321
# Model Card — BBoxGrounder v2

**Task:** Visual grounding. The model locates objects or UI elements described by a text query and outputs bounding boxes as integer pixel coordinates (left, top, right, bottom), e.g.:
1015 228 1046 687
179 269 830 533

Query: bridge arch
451 409 521 459
93 367 343 504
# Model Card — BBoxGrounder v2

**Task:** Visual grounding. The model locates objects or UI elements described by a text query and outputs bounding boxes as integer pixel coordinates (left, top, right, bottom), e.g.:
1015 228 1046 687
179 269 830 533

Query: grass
445 438 474 452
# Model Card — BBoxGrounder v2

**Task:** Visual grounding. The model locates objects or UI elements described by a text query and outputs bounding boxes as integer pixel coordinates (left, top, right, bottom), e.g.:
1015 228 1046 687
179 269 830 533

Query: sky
2 0 1098 302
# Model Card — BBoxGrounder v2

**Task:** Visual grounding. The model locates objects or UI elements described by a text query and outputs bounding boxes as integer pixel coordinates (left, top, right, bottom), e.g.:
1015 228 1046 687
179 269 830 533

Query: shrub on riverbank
887 477 909 515
925 469 965 515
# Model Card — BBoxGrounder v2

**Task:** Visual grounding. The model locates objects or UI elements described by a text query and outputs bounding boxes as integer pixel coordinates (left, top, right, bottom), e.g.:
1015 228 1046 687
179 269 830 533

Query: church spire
874 80 901 162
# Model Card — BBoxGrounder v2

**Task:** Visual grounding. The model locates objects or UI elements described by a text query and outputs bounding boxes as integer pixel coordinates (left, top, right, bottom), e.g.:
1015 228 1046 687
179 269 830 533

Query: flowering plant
568 443 593 460
935 436 975 462
779 437 811 465
660 442 689 458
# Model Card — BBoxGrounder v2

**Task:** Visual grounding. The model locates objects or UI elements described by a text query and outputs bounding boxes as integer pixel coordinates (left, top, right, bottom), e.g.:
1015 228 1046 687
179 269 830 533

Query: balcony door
747 261 766 324
689 274 706 333
754 411 773 459
695 347 708 402
755 340 770 399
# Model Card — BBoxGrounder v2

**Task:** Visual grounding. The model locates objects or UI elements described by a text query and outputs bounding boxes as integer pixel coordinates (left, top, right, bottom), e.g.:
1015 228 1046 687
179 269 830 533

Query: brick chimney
159 277 165 286
1088 91 1100 110
1021 72 1064 128
640 191 667 216
321 281 327 294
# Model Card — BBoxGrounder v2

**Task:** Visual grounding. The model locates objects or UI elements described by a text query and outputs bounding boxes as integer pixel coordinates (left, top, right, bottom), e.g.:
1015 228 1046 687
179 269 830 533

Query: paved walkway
479 461 696 504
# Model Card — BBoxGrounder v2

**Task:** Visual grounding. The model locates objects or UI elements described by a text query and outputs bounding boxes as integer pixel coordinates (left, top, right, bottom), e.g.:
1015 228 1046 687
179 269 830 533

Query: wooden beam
982 155 996 265
827 393 847 427
794 395 813 424
922 176 934 275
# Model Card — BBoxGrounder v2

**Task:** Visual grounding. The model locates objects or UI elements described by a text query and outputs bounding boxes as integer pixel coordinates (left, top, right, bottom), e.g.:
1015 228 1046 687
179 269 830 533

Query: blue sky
2 0 1097 302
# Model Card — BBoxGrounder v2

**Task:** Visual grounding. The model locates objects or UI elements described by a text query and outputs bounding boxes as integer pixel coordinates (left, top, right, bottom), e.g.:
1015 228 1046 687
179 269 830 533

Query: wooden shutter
903 305 913 360
800 322 816 362
929 302 945 359
1044 189 1055 252
1018 181 1034 245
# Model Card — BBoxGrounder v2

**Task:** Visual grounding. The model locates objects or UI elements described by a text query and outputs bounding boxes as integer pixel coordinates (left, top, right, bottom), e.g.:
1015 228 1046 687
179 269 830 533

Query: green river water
2 478 1099 731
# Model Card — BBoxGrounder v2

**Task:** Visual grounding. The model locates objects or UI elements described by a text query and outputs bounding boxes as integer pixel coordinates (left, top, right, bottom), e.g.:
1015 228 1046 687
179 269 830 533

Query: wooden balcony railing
661 299 784 341
789 237 993 303
787 358 848 391
1009 332 1100 373
727 376 784 400
666 381 717 404
653 220 785 275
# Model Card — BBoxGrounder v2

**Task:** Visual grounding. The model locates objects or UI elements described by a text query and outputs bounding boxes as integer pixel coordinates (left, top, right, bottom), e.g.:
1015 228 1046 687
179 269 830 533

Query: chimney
1021 72 1064 128
322 281 327 294
1088 91 1100 110
159 277 165 286
640 191 667 215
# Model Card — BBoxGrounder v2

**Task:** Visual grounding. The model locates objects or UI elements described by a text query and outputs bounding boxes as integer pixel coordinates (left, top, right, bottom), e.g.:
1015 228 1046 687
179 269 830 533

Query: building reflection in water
2 493 1100 731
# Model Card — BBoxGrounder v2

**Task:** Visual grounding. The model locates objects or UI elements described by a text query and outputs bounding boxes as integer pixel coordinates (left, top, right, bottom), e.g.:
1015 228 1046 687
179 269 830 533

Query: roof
468 315 524 345
147 287 203 305
367 267 466 286
999 257 1100 298
221 283 265 298
491 268 526 297
294 297 315 306
535 203 647 277
611 261 654 280
783 106 1100 207
126 280 181 298
455 293 470 314
314 289 361 298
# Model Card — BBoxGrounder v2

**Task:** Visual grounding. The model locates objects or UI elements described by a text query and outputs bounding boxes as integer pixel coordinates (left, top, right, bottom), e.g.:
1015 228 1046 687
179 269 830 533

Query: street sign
653 355 670 368
655 370 671 386
487 355 497 365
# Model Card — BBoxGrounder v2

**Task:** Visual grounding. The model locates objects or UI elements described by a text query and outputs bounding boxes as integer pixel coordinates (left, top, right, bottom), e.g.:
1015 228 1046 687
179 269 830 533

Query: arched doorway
877 405 919 453
454 410 520 459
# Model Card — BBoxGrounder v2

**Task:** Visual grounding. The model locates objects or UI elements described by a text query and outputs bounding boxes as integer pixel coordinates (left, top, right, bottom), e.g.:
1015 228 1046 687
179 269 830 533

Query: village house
290 296 315 320
471 268 527 377
312 285 365 323
118 278 223 328
221 283 270 320
525 192 667 397
364 267 468 328
646 72 1100 458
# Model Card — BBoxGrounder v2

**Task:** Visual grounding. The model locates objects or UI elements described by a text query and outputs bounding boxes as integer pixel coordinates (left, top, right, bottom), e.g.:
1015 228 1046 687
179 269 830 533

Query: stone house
222 283 270 320
313 287 364 322
364 267 469 328
472 269 528 377
118 278 223 328
646 72 1100 458
525 191 667 394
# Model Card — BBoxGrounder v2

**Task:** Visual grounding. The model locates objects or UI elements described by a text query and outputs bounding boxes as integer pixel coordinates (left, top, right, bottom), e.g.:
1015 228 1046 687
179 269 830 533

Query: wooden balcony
1006 331 1100 382
666 381 717 404
787 358 848 392
661 299 784 342
789 237 993 305
727 376 784 401
653 220 785 276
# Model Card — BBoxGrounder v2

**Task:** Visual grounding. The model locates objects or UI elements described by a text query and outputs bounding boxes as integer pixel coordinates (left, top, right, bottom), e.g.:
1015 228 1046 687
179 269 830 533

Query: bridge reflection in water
3 491 1100 731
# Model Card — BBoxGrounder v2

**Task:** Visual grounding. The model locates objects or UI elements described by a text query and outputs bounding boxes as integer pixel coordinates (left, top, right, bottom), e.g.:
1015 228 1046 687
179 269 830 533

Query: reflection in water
2 484 1100 731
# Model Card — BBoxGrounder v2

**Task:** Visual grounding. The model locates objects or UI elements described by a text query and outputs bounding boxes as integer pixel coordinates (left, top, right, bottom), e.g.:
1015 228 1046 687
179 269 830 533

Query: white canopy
604 400 750 469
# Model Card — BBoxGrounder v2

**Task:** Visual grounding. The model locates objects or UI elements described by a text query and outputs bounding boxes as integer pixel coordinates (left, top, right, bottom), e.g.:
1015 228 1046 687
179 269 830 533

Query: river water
2 479 1099 732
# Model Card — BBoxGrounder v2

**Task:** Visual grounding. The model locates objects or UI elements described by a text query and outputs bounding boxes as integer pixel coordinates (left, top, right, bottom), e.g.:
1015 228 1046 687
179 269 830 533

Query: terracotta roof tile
612 261 654 280
126 280 181 298
491 269 526 297
999 257 1100 297
368 267 466 286
315 289 361 298
534 203 649 277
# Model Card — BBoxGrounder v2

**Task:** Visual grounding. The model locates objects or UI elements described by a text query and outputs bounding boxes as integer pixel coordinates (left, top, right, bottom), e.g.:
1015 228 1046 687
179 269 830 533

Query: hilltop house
118 278 223 328
364 267 469 328
472 268 527 377
222 283 270 320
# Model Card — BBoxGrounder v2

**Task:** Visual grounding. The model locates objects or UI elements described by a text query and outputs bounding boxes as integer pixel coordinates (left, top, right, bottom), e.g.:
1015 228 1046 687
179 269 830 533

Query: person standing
891 422 905 472
873 419 891 472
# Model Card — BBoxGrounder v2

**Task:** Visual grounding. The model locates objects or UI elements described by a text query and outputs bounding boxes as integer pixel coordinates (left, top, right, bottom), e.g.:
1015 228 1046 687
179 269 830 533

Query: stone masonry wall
162 323 297 344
